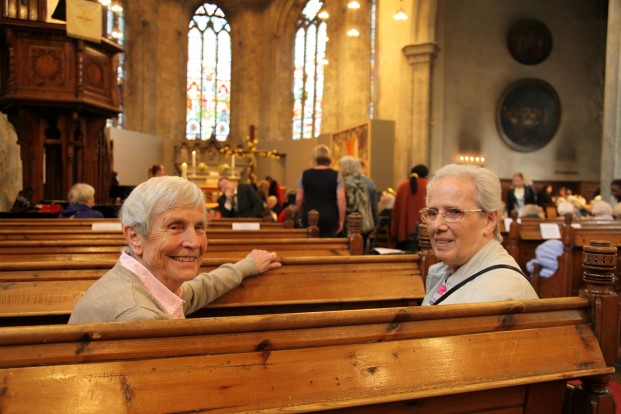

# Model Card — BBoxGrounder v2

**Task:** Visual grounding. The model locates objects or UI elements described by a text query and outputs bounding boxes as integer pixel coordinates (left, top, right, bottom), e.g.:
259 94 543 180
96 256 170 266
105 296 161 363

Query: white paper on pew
571 223 582 229
91 222 122 231
504 218 513 231
232 223 260 230
373 247 406 255
539 223 561 239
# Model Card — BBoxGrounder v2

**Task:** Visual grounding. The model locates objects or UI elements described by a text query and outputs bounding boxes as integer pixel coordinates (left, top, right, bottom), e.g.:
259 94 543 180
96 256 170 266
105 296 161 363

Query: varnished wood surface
0 297 613 413
0 255 424 320
0 237 355 258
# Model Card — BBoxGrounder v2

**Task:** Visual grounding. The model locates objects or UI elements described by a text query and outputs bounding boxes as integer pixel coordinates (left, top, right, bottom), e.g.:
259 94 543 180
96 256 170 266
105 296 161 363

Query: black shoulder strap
432 264 526 305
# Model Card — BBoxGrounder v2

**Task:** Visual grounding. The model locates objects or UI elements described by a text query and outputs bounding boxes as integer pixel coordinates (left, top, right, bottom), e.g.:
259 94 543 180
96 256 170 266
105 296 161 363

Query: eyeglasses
419 207 484 223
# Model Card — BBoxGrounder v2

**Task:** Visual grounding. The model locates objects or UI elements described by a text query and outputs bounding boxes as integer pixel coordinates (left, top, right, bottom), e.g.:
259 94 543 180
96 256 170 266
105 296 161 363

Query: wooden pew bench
0 227 320 240
0 236 361 258
0 295 616 413
0 255 424 325
504 217 621 298
0 217 296 229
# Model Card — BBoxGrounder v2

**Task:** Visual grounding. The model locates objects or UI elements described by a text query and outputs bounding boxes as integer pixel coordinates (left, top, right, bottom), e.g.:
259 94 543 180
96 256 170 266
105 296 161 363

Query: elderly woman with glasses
69 176 282 323
420 164 538 306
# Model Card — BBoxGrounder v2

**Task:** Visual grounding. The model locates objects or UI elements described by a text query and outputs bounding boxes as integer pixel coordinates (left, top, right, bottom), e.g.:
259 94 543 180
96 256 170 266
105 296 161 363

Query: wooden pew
0 227 322 240
0 210 320 240
0 254 424 325
0 216 295 229
0 211 360 259
504 215 621 298
0 237 359 258
0 292 616 412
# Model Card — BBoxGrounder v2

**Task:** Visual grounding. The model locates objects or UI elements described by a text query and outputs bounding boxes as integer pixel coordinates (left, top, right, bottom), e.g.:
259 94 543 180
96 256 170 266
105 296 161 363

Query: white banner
66 0 102 43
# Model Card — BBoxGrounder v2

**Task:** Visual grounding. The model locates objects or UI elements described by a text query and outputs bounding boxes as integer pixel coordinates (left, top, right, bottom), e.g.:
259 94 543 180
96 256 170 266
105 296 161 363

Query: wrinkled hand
246 249 282 273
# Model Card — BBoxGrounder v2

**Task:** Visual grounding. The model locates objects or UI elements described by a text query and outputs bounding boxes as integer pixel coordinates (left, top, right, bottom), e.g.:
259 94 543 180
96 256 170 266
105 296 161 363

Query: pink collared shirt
119 251 186 319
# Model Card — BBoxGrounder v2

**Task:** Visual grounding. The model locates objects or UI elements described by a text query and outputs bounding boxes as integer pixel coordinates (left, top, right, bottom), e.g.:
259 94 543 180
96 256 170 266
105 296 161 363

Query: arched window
99 0 125 127
186 3 232 141
292 0 328 140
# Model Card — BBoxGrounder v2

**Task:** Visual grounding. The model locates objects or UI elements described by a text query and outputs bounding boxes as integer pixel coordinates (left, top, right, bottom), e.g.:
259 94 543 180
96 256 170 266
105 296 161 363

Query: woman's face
512 175 524 188
426 176 497 272
129 206 207 291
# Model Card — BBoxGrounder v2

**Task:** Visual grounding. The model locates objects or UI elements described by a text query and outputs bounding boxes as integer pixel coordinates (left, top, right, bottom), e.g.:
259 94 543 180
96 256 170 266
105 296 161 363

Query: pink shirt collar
119 250 185 319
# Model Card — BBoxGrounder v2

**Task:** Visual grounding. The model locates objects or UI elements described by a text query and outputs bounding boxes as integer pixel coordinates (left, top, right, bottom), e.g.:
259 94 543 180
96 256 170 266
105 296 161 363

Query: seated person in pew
217 177 265 218
589 200 614 219
614 202 621 219
69 176 281 324
420 164 538 305
58 183 104 219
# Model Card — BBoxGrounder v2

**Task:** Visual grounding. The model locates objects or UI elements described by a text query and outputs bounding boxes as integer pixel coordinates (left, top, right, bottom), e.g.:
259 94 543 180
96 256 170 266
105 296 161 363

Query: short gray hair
338 156 362 177
591 200 613 217
67 183 95 204
426 164 504 242
120 176 206 237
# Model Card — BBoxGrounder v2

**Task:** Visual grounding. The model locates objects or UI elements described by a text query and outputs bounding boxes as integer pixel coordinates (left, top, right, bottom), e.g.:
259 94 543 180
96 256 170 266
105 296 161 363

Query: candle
181 162 188 179
191 150 196 176
231 155 236 175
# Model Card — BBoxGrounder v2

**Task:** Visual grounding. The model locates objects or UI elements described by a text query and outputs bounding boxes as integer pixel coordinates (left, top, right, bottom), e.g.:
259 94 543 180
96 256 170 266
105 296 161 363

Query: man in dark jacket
217 177 264 218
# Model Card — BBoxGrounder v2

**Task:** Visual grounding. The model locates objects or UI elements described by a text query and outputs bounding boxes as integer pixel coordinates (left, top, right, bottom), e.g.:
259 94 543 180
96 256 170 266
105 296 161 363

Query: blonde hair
311 144 332 166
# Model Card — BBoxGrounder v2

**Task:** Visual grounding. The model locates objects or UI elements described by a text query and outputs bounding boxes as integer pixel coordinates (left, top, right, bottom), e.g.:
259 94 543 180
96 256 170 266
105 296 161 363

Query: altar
174 125 284 202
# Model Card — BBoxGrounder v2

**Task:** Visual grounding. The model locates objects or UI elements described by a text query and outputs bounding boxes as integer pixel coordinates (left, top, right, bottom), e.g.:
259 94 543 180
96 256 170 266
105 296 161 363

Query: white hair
67 183 95 204
557 201 575 216
426 164 504 242
120 176 205 237
591 200 613 218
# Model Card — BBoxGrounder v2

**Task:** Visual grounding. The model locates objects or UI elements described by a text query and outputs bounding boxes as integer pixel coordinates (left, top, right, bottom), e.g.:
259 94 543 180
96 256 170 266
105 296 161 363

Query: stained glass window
186 3 232 141
292 0 327 140
99 0 124 128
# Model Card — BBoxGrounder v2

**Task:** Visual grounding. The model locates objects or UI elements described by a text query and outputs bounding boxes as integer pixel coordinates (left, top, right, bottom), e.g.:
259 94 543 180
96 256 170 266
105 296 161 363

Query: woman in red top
391 164 429 250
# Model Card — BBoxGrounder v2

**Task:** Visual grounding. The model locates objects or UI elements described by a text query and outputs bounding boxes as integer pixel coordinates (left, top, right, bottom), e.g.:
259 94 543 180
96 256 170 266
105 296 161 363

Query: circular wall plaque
507 19 553 65
496 79 561 152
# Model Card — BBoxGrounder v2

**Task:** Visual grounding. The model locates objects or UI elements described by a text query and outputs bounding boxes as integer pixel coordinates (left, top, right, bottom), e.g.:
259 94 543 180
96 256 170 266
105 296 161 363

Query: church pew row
0 211 360 258
0 227 320 240
502 216 621 298
0 255 424 326
0 216 296 229
0 292 616 412
0 237 360 258
0 210 319 239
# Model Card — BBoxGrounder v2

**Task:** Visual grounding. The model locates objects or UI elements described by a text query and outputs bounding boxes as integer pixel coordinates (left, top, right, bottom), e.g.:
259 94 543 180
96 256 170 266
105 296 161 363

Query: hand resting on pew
68 176 281 324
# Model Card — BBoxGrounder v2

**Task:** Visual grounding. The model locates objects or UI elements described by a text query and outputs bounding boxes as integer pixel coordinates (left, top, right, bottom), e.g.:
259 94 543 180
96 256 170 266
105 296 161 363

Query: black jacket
217 183 264 218
506 186 537 216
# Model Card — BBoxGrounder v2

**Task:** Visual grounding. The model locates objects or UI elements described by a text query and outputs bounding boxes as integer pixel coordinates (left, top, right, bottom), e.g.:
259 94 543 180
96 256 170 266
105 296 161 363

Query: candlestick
181 162 188 179
191 150 196 176
231 155 236 176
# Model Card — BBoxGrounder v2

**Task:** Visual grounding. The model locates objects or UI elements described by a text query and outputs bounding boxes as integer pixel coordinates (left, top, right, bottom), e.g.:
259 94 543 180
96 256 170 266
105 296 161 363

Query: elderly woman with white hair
338 156 375 237
421 164 538 305
58 183 104 218
590 200 614 220
69 176 281 323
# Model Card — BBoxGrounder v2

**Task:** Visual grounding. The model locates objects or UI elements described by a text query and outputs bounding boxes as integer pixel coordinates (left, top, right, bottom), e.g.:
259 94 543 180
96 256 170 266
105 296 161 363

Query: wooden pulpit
0 0 123 203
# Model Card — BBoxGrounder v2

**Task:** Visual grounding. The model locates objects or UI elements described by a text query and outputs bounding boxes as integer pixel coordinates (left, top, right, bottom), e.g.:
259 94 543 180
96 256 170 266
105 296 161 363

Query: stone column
601 0 621 200
401 42 438 174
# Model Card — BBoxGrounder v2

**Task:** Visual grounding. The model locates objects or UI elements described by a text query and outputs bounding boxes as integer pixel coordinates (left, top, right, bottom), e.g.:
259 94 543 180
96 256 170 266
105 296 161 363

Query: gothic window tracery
186 2 232 141
292 0 327 140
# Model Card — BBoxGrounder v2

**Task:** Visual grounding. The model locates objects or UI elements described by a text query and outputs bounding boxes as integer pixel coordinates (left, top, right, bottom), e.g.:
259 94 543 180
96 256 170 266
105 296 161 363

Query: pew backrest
0 255 424 325
0 297 614 413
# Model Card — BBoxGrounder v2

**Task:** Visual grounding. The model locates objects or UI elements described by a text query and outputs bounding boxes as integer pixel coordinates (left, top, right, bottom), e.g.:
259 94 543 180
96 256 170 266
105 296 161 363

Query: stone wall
118 0 609 190
0 113 22 211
